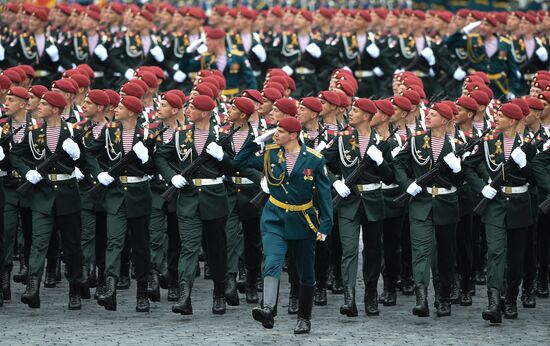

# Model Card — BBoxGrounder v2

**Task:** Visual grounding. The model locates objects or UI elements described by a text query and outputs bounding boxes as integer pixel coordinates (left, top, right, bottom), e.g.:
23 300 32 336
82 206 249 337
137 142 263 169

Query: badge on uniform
494 139 503 154
114 128 121 144
303 168 314 181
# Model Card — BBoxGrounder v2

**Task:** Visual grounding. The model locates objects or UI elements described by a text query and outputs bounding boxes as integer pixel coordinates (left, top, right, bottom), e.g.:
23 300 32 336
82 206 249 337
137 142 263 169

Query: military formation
0 1 550 336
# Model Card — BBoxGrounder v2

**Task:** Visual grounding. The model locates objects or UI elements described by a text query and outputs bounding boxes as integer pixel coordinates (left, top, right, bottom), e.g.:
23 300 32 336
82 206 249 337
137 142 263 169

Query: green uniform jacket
149 123 177 213
10 120 82 216
394 130 464 225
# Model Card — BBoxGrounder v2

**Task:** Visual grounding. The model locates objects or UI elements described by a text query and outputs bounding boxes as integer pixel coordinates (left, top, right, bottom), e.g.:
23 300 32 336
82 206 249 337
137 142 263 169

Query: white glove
124 68 135 80
173 70 187 83
333 179 351 198
254 128 277 144
57 66 66 74
282 65 294 76
506 93 516 101
428 68 436 77
206 142 224 161
0 146 4 161
453 66 466 81
94 44 108 61
406 181 422 196
481 185 497 199
260 176 270 194
74 167 85 182
314 141 327 152
62 138 81 160
97 172 114 186
150 45 165 62
366 146 384 166
391 146 401 158
316 233 327 242
394 68 405 74
171 174 188 188
172 63 180 71
421 47 436 66
196 44 208 55
510 147 527 168
0 42 4 61
462 21 481 34
305 43 322 58
342 65 352 72
536 46 548 62
251 44 267 62
186 39 204 53
132 142 149 164
366 42 380 58
25 170 43 185
443 152 461 173
373 66 384 77
46 45 60 62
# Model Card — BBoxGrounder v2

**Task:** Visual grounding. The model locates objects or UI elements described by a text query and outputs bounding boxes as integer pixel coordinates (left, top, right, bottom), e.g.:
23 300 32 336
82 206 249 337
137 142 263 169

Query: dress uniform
10 91 83 310
85 96 154 312
233 116 333 334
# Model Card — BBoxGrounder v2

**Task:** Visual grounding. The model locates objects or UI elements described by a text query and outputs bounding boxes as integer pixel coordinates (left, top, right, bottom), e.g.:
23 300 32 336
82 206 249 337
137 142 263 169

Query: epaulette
176 124 192 131
72 120 88 131
218 125 231 134
105 121 120 128
483 133 498 141
306 147 322 158
230 49 244 56
469 33 481 37
28 121 44 131
500 37 511 44
0 118 8 125
337 129 352 136
265 143 280 150
144 121 161 129
411 130 427 137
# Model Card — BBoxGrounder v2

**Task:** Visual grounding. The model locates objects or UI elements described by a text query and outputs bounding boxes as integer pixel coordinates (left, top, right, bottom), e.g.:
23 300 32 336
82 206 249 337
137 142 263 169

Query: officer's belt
119 175 149 184
48 173 75 182
382 183 399 189
193 177 223 186
253 70 262 77
222 88 239 97
354 70 374 78
94 71 105 78
269 196 313 212
295 67 315 74
425 186 457 196
231 177 254 185
35 70 51 77
356 183 381 192
501 185 528 194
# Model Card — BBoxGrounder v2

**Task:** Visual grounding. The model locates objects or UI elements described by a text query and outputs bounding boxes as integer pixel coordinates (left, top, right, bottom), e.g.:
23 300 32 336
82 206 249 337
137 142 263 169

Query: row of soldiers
1 3 550 100
0 55 550 333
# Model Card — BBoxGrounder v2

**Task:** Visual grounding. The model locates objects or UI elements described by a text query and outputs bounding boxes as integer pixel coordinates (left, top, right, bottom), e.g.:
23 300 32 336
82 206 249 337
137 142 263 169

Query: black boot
2 268 11 301
252 277 278 329
245 270 259 304
147 270 161 302
482 288 502 323
136 281 150 312
402 277 415 295
503 287 518 319
314 283 327 306
433 279 440 309
450 275 460 305
13 256 27 284
460 276 473 306
88 264 98 288
98 276 117 311
364 286 379 316
158 260 168 290
236 263 247 294
94 270 106 300
68 283 82 310
436 298 451 317
522 288 536 308
225 273 240 306
331 276 344 294
294 285 314 334
339 285 358 317
412 283 429 317
21 275 40 308
536 275 549 298
167 271 180 302
55 257 62 282
474 270 486 285
212 282 226 315
459 290 472 306
44 270 56 288
203 263 211 280
80 266 91 299
384 279 397 306
288 284 299 314
172 281 192 315
117 262 131 289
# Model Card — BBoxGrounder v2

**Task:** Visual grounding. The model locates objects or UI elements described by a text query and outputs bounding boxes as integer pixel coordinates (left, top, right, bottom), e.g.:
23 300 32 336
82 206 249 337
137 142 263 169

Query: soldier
234 116 333 334
86 96 154 312
10 91 84 309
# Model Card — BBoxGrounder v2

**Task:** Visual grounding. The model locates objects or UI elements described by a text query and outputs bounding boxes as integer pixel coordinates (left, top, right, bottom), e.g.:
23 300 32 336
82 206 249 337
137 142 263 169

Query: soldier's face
28 16 43 32
479 22 494 36
332 12 345 29
27 94 40 111
529 87 542 97
53 12 69 27
525 110 541 126
270 106 286 122
159 10 172 26
4 96 27 116
386 13 398 28
82 97 98 117
455 105 473 125
294 14 307 30
349 106 367 126
283 12 295 28
273 127 295 146
494 112 516 131
541 99 550 119
297 105 315 124
187 105 208 122
425 109 447 129
81 16 96 31
38 99 54 119
184 16 201 31
134 16 149 31
259 99 273 116
223 14 235 29
157 100 176 120
173 13 184 28
519 21 534 36
507 15 520 31
2 11 16 24
370 111 387 128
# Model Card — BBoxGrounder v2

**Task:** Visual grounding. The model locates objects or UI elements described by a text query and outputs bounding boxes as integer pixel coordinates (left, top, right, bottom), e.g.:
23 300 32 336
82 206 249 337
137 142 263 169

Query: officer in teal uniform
233 117 333 334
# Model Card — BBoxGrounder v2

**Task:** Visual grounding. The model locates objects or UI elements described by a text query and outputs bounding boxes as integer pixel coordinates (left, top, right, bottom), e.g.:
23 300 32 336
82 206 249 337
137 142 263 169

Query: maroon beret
400 90 421 106
267 76 289 89
70 74 91 88
76 64 95 79
121 82 145 98
213 5 229 16
264 82 285 95
43 91 67 109
193 83 215 98
192 95 216 111
87 89 110 106
299 10 313 22
8 86 30 100
478 86 494 99
337 92 349 108
138 10 153 22
0 75 13 90
120 96 143 114
510 98 530 117
262 88 283 102
375 99 395 116
525 96 544 111
469 90 491 106
242 89 264 104
103 89 120 107
456 96 479 112
300 97 323 113
409 85 426 99
278 117 301 133
165 89 186 104
52 79 78 94
29 85 48 98
354 98 376 114
335 80 356 97
19 65 35 78
391 95 412 112
162 92 183 109
274 98 298 116
431 102 453 120
187 7 206 19
500 103 523 120
159 3 176 15
319 8 333 19
240 7 257 20
233 97 255 115
206 28 226 39
538 92 550 103
270 6 284 18
441 101 459 116
31 8 49 22
2 69 24 83
284 76 296 91
137 71 158 88
107 3 124 15
84 9 100 21
318 90 340 106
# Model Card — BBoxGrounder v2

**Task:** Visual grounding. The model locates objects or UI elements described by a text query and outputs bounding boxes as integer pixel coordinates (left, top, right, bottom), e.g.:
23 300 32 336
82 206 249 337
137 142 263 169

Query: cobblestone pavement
1 262 549 345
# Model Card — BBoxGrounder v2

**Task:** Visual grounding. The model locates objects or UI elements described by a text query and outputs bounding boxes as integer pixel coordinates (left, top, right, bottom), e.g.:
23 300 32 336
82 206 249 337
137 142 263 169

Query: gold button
124 187 127 190
198 188 202 192
237 189 241 192
286 182 289 185
506 198 509 201
236 171 240 175
285 209 289 212
54 185 58 189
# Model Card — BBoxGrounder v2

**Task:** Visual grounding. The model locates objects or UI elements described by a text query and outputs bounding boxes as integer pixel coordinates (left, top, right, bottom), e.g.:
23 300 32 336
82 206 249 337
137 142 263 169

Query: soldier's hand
305 43 322 58
46 44 60 62
173 70 187 83
406 182 422 196
462 21 481 34
254 128 277 144
94 44 108 61
314 141 327 152
536 46 548 62
420 47 436 66
97 172 114 186
124 69 135 80
481 185 497 199
171 175 188 188
316 233 327 242
511 147 527 168
506 93 516 101
366 43 380 58
333 180 351 198
62 138 81 160
282 65 294 76
251 44 267 63
453 67 466 81
366 146 384 166
373 67 384 77
260 177 270 194
0 42 4 61
132 142 149 164
0 146 4 161
443 153 461 173
150 46 165 62
206 142 224 161
25 170 43 185
74 167 85 182
186 39 204 53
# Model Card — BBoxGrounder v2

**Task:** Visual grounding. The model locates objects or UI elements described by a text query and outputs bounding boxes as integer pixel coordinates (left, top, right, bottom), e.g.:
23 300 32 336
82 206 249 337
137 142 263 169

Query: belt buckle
432 186 438 197
356 185 363 192
195 178 202 186
120 176 128 184
504 186 512 194
235 177 242 184
50 174 57 182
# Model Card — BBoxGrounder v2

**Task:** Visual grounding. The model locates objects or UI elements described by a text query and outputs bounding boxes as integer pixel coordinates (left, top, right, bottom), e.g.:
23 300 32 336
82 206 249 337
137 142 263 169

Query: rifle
250 126 329 210
161 125 241 202
332 127 398 209
474 128 543 215
88 127 167 200
0 126 23 146
17 124 97 195
394 128 491 205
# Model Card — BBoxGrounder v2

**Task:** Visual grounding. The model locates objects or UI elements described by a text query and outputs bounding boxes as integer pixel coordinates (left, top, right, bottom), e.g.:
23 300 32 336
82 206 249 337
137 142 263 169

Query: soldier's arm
444 31 467 50
393 139 414 190
531 150 550 193
462 144 487 195
239 55 258 90
321 137 341 184
314 157 334 236
83 128 107 177
9 131 32 176
502 41 522 96
232 137 263 171
374 144 395 185
155 135 180 182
